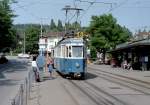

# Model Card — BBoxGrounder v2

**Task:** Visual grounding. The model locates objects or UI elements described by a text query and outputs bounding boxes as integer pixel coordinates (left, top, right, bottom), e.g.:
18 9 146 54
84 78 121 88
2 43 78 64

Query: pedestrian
31 55 40 82
47 53 53 79
122 60 128 69
36 51 46 82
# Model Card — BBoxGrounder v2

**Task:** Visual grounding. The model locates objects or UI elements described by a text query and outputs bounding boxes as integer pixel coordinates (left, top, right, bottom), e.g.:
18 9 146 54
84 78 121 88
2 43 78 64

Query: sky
11 0 150 33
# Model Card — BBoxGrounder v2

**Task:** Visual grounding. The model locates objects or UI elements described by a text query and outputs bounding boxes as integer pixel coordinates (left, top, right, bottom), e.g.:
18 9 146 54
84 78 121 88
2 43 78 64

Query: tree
57 19 63 31
25 26 40 54
50 19 57 31
65 21 81 31
71 21 81 30
87 14 132 59
0 0 16 52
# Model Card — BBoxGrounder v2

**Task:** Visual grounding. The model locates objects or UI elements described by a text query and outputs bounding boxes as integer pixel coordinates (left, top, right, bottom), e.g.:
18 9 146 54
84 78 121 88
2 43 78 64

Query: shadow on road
5 60 29 72
69 72 98 80
0 59 30 86
43 76 56 81
0 79 18 86
85 72 98 80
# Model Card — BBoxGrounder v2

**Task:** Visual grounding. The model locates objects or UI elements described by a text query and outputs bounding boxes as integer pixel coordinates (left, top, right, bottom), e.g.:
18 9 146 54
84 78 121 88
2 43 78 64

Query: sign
76 32 89 38
145 56 148 62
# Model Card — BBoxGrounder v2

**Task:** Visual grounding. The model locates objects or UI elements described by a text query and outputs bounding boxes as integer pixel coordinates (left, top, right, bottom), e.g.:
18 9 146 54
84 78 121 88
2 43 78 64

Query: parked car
0 53 8 64
18 53 30 59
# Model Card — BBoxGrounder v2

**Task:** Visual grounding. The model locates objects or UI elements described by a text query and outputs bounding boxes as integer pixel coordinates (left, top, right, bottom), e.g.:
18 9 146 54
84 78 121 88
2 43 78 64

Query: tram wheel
80 73 86 80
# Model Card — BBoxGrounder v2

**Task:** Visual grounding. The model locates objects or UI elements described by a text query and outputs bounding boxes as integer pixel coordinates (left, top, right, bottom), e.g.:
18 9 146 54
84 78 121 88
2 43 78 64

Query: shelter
109 38 150 70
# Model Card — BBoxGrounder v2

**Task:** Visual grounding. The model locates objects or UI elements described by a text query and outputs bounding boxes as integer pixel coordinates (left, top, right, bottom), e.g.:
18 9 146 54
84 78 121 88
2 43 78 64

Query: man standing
47 53 53 79
36 51 46 81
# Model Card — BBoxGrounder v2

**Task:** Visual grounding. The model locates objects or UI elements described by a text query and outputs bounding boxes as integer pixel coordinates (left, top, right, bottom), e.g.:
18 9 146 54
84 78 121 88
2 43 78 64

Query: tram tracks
59 66 150 105
69 80 106 105
88 67 150 95
83 80 128 105
61 78 128 105
60 80 80 105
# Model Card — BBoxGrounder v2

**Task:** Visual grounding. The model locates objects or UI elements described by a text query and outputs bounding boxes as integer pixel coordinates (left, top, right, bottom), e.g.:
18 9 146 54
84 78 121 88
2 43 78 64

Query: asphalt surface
29 64 150 105
0 56 31 105
2 57 150 105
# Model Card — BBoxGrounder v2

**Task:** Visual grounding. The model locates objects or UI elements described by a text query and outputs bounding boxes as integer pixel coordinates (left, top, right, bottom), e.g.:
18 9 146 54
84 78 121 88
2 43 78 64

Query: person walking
47 53 53 79
36 51 46 82
32 55 40 82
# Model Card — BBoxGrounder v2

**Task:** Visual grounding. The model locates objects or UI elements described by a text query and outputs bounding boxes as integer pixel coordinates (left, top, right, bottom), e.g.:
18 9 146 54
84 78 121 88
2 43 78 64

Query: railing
11 69 34 105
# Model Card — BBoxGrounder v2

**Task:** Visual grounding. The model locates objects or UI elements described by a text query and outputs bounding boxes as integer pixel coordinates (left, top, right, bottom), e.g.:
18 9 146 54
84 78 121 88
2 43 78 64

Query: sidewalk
28 71 76 105
88 64 150 83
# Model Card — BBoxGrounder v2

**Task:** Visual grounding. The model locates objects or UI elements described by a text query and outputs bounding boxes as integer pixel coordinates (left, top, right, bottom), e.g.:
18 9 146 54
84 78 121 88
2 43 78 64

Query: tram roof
60 38 84 44
108 38 150 52
54 38 84 47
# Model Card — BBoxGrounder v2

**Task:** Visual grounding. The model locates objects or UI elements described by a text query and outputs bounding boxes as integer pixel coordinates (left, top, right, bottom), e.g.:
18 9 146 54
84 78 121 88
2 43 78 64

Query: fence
11 68 34 105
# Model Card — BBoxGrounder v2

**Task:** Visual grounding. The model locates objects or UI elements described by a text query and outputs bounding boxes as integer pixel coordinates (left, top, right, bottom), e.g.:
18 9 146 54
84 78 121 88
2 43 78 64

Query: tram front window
72 46 83 57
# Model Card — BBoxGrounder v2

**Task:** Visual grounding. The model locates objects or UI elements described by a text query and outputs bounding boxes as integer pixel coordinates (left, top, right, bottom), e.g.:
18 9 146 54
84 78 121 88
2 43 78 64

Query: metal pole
40 18 43 38
25 78 27 105
62 5 83 34
11 99 15 105
21 84 24 105
24 31 26 54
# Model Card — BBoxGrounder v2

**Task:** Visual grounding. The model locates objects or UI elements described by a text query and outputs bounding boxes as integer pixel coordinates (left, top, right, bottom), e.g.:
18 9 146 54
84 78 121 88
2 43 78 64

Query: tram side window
61 46 65 57
65 46 72 57
69 46 72 57
66 46 68 57
69 52 71 57
58 46 61 57
72 46 83 57
55 48 58 57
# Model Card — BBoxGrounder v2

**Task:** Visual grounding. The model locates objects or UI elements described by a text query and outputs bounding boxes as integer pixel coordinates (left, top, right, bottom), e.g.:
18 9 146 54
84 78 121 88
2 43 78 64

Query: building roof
109 38 150 52
43 32 66 37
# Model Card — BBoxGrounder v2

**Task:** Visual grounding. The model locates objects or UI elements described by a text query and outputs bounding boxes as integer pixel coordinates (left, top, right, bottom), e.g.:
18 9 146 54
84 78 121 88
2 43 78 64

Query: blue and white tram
53 38 87 79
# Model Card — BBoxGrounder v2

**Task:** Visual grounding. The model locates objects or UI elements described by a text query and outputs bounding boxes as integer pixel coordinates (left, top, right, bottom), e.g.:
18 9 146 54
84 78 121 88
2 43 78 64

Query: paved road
0 56 31 105
29 64 150 105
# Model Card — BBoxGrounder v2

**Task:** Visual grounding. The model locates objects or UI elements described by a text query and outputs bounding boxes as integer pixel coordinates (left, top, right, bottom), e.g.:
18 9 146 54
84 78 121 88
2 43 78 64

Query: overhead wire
78 0 96 20
78 0 115 20
76 0 112 5
14 3 41 21
13 1 54 25
67 0 81 23
13 0 136 26
64 0 82 24
13 0 62 10
13 0 45 10
109 0 129 12
120 0 150 9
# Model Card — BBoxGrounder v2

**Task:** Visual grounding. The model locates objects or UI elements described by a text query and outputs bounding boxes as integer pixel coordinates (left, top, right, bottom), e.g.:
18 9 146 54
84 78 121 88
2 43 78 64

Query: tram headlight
75 62 80 68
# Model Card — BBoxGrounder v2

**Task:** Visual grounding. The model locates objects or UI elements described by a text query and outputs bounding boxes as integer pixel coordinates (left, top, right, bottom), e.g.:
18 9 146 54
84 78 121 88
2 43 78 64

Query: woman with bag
32 55 40 82
47 53 53 79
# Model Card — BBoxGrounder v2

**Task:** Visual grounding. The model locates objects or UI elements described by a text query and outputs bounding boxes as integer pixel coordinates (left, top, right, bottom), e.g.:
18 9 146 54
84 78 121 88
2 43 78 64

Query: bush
90 46 97 60
0 55 8 64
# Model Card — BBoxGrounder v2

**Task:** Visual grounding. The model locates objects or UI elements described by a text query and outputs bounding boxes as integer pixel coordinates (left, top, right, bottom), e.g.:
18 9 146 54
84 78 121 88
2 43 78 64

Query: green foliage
90 46 97 59
49 19 81 32
13 20 83 53
50 19 57 31
25 26 40 54
0 0 17 52
87 14 132 52
57 19 63 31
66 21 81 31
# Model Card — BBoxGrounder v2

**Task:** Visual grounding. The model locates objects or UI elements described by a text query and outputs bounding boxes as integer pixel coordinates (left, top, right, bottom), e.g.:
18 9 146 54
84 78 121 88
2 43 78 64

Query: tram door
64 46 72 72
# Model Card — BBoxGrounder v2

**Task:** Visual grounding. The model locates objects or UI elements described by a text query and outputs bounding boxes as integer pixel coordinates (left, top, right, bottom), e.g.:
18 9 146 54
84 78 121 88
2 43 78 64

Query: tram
53 36 87 79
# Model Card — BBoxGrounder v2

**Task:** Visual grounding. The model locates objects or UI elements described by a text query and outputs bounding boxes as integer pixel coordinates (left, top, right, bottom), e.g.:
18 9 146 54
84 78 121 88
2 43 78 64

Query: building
109 32 150 71
38 37 47 55
38 32 65 54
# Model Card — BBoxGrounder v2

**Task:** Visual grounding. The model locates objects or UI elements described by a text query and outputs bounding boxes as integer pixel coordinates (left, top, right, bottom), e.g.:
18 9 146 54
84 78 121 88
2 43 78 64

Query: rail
11 68 34 105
